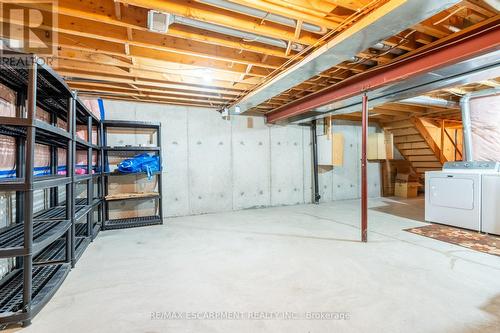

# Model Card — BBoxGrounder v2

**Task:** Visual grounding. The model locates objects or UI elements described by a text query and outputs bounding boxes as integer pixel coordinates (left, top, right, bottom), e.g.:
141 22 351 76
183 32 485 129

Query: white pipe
460 95 473 161
445 25 461 33
372 42 391 51
198 0 326 34
172 15 304 51
400 96 459 108
230 0 462 113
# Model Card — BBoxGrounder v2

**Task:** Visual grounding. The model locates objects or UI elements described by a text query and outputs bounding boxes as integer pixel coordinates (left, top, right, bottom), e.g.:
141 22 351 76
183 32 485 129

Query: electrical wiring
225 0 387 109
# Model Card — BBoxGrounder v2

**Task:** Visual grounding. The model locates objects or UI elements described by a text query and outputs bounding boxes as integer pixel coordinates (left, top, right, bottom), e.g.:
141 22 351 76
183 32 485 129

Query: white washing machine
482 174 500 235
425 161 500 232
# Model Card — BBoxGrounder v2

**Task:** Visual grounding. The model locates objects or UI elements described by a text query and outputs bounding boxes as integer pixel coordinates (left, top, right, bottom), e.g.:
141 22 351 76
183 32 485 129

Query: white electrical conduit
172 15 305 51
198 0 326 34
372 42 391 51
399 96 459 108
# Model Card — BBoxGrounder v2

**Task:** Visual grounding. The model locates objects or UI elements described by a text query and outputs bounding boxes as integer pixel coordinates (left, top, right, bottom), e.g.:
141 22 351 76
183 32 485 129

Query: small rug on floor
405 224 500 256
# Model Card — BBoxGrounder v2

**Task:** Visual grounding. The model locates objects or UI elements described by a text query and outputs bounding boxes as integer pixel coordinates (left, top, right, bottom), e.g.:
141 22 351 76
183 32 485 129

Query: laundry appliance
425 161 500 233
482 173 500 235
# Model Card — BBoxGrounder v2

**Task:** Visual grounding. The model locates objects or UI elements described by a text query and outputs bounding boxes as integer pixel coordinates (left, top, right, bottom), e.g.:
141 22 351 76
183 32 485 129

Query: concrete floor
11 198 500 333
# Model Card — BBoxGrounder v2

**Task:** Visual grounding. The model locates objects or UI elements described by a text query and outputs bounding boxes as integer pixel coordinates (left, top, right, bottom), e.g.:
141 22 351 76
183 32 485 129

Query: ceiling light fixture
193 69 213 84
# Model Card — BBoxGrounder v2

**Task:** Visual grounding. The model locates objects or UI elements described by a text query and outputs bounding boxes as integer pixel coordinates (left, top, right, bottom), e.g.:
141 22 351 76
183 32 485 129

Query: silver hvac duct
400 96 459 108
230 0 462 114
460 87 500 162
172 15 304 51
372 42 391 51
199 0 326 34
484 0 500 11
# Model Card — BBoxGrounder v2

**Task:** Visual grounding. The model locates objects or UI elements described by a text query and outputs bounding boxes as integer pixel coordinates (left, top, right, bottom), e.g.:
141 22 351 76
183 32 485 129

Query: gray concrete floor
11 198 500 333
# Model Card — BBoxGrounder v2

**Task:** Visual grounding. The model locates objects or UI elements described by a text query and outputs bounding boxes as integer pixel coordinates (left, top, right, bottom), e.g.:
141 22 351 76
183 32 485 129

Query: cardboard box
107 174 158 195
395 181 419 198
381 160 415 197
394 172 419 198
395 173 418 183
107 175 159 220
108 198 158 220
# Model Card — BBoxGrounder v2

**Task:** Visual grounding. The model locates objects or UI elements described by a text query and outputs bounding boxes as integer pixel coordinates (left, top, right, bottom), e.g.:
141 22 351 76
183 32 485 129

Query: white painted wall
103 100 380 218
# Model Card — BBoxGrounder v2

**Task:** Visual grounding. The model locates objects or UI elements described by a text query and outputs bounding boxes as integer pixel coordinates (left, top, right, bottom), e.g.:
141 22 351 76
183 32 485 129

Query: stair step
400 148 435 156
412 161 443 168
416 167 442 173
394 135 424 144
408 155 440 162
390 128 420 136
382 120 413 130
397 142 428 150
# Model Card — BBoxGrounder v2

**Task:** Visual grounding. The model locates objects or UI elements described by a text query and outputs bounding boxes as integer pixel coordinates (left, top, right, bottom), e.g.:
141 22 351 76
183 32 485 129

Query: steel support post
311 120 320 204
361 94 368 242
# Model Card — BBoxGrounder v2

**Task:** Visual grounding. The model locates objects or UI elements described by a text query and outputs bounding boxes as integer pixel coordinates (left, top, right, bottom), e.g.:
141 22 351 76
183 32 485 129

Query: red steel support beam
266 18 500 123
361 94 368 242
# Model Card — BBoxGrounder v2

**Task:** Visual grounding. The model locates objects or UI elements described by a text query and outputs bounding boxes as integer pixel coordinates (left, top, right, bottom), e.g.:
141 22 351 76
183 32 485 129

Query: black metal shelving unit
0 55 73 327
0 54 103 327
71 94 102 259
0 54 162 328
102 120 163 230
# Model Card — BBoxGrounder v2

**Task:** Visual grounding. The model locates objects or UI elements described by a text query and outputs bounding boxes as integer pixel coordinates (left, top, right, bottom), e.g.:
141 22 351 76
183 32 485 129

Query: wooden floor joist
0 0 495 110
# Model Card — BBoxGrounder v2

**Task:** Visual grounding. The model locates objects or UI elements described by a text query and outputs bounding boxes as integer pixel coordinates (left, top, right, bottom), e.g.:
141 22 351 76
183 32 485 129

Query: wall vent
147 10 171 33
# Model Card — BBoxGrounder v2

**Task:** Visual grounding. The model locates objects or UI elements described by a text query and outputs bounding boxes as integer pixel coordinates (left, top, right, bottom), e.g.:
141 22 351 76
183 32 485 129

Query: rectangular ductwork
147 10 171 33
229 0 462 114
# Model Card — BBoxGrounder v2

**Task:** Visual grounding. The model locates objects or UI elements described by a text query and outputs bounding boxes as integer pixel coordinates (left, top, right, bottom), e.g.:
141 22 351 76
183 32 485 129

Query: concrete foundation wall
103 100 380 217
0 102 382 277
318 120 382 202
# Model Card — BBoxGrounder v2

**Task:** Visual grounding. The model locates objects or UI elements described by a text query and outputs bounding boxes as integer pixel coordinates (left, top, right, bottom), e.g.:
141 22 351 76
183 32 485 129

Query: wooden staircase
382 117 452 180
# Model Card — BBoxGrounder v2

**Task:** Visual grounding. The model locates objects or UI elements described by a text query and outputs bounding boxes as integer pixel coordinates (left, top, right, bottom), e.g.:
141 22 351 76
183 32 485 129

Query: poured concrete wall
318 120 381 202
104 100 312 217
103 100 379 217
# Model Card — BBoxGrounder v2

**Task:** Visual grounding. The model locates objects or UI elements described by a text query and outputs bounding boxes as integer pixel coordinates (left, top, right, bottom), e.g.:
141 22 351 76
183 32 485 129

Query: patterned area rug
405 224 500 256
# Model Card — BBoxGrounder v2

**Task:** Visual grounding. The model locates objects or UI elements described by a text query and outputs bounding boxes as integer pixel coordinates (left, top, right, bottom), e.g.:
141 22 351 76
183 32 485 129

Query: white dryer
482 174 500 235
425 161 500 232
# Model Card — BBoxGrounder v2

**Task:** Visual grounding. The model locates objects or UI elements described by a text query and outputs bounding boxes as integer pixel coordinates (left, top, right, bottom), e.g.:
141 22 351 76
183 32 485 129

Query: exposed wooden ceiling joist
116 0 320 45
2 0 495 112
36 0 297 59
68 81 237 100
196 0 343 27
